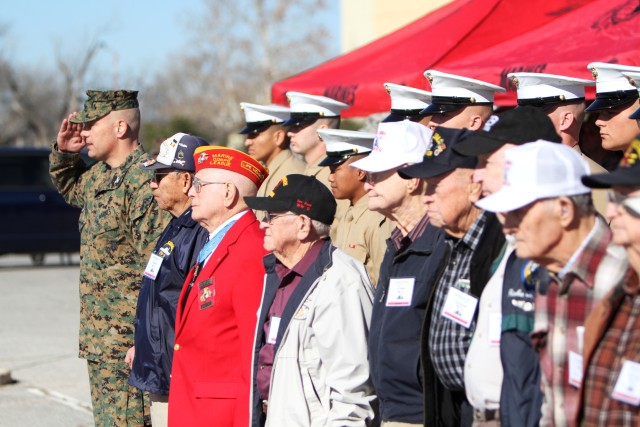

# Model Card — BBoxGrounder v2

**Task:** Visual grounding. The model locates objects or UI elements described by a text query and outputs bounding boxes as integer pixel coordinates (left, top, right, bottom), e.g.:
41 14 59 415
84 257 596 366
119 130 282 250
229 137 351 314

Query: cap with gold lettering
193 146 268 187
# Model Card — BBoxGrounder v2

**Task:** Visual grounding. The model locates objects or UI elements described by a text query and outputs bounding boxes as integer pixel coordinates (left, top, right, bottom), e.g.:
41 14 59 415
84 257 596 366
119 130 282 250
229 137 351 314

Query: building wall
340 0 454 53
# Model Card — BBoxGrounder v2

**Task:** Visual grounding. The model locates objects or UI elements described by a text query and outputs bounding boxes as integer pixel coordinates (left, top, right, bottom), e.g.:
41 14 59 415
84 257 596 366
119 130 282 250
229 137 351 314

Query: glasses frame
261 212 298 224
192 176 226 193
152 170 180 184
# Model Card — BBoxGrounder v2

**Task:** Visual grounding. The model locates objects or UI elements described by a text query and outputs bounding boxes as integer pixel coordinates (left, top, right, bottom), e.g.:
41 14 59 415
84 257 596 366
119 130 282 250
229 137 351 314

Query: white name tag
386 278 415 307
568 351 583 388
441 284 478 328
488 312 502 346
612 360 640 406
267 316 281 345
143 253 164 280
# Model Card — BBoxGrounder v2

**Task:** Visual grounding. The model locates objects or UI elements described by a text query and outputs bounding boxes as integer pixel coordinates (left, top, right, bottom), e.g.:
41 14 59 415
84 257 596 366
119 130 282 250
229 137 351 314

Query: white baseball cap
238 102 290 134
507 72 594 108
476 140 591 213
382 83 432 122
585 62 640 111
350 120 433 172
422 70 506 115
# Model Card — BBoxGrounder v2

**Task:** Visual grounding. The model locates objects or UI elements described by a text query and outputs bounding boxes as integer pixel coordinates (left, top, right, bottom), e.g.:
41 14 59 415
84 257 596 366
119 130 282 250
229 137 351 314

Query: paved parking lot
0 254 93 427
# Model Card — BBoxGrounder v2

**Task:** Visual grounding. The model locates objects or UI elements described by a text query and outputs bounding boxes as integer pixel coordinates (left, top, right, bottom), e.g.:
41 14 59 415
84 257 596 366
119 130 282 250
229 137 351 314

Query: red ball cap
193 146 269 187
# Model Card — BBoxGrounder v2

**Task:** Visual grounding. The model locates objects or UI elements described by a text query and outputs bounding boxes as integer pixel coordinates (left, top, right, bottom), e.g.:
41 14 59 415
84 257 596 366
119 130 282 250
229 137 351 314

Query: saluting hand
57 112 85 153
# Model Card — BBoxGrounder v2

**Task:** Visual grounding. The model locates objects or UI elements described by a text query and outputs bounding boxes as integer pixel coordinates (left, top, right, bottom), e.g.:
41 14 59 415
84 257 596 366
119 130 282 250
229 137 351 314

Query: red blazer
168 211 266 427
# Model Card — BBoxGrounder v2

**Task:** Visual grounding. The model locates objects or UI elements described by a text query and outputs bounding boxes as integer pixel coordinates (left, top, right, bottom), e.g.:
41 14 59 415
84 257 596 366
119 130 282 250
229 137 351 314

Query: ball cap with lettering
238 102 290 135
283 92 349 128
421 70 506 115
585 62 640 112
244 174 337 225
476 141 591 213
318 129 375 167
398 126 477 179
582 139 640 188
508 72 595 109
70 90 139 124
141 133 209 172
193 146 269 187
382 83 432 122
349 120 433 172
453 106 561 157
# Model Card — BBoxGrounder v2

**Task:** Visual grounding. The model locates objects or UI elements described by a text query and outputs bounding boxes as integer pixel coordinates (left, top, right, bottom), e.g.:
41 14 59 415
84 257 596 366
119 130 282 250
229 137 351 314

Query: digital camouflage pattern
69 90 139 124
49 144 170 362
87 360 148 427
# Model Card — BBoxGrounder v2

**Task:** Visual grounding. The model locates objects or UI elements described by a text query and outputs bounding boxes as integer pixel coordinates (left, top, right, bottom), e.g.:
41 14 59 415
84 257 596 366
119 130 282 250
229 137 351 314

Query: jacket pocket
193 381 239 399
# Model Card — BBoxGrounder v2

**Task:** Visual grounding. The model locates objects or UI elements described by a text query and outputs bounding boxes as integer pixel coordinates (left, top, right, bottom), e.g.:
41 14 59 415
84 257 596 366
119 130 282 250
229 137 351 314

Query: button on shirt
256 241 325 401
429 212 487 390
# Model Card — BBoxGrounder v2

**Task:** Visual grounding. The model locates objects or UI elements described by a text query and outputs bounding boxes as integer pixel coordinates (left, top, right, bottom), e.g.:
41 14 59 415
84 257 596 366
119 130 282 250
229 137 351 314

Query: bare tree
144 0 330 144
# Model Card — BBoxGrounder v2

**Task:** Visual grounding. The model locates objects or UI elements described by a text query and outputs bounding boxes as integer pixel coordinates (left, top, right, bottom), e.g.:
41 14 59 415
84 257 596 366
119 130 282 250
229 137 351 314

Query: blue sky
2 0 341 87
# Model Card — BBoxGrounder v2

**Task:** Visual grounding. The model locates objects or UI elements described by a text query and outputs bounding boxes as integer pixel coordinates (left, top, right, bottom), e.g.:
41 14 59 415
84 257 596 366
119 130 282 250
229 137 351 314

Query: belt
473 408 499 422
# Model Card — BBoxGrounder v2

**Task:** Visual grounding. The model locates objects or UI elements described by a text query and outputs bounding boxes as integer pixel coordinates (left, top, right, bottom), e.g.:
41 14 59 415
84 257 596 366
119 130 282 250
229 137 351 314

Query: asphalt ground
0 253 93 427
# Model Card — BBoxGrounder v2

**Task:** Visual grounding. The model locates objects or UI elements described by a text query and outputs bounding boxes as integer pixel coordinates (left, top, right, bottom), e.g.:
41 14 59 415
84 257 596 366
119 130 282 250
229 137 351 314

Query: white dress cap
476 140 591 213
585 62 640 111
423 69 505 110
622 71 640 94
382 83 432 123
238 103 290 134
507 72 594 107
317 129 376 167
350 120 433 173
285 91 349 117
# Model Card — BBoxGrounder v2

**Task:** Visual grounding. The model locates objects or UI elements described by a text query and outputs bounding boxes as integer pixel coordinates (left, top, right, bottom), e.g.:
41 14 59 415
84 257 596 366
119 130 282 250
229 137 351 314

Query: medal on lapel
198 277 215 310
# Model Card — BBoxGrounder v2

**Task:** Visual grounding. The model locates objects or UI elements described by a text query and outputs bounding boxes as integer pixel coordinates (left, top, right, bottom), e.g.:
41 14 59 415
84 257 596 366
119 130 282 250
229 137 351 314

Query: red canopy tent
271 0 640 117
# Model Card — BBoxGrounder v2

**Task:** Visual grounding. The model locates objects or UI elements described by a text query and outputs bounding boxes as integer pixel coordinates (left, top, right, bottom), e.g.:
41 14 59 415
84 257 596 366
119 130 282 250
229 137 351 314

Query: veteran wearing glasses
168 146 269 427
245 174 376 427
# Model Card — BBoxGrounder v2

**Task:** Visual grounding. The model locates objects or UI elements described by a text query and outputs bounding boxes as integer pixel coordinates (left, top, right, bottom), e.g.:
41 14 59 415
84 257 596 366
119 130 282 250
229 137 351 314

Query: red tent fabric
271 0 640 117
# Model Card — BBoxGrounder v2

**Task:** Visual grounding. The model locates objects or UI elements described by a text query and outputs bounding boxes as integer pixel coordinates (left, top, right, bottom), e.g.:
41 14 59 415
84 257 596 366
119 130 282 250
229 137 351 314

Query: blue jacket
128 207 208 394
369 222 446 424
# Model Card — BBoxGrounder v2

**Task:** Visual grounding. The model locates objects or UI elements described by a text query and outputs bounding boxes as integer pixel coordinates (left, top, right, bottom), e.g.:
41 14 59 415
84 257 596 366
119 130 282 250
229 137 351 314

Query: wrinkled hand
125 346 135 369
56 112 85 153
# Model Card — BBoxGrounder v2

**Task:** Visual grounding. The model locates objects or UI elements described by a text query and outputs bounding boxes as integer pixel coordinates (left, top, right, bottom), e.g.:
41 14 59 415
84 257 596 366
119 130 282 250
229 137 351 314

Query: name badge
612 360 640 406
441 282 478 328
488 312 502 346
568 351 583 388
386 278 415 307
143 253 163 280
267 317 281 345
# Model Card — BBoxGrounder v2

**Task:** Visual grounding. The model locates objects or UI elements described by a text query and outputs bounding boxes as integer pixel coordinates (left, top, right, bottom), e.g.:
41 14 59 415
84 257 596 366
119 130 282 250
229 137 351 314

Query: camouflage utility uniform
50 143 170 426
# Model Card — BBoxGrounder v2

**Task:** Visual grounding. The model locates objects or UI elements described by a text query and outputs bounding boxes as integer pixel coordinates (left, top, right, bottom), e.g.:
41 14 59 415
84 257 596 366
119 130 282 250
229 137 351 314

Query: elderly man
577 139 640 426
50 90 170 426
508 72 608 217
453 106 562 427
239 102 306 196
245 174 376 427
586 62 640 152
477 141 626 427
422 70 506 131
124 133 209 426
398 127 505 427
168 146 269 427
318 128 393 287
350 120 446 426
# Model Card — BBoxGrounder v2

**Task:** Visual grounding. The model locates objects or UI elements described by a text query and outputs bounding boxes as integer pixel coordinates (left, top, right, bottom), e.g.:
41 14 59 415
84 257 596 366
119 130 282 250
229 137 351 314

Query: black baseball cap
398 127 477 179
582 139 640 188
453 106 562 157
244 174 337 225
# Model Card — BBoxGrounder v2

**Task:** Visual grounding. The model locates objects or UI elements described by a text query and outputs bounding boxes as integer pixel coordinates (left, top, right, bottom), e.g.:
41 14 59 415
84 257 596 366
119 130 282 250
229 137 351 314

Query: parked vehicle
0 147 87 265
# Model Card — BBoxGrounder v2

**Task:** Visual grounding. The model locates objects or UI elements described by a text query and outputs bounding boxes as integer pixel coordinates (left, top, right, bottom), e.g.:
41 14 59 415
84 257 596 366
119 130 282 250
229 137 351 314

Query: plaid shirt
429 211 487 391
533 218 620 427
581 269 640 427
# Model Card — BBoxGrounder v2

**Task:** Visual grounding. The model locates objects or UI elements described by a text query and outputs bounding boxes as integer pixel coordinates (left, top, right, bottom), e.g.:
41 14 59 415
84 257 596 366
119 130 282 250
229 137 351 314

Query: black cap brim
398 160 458 180
243 196 290 212
140 161 172 171
238 122 273 135
420 103 464 115
453 133 507 157
585 91 639 112
381 110 427 123
318 155 348 167
582 167 640 189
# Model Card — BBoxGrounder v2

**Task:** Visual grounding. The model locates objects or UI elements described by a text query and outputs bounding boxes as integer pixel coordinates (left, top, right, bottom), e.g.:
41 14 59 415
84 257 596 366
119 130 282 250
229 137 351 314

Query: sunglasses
152 170 180 184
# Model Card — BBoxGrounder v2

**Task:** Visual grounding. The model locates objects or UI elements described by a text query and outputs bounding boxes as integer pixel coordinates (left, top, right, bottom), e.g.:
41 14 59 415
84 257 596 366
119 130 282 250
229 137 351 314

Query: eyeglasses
152 170 180 184
365 168 398 185
192 176 226 193
261 212 297 224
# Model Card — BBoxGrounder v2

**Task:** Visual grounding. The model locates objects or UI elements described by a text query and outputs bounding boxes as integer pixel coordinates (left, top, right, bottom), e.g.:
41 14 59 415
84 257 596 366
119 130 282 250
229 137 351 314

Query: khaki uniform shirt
257 150 306 198
330 195 393 287
574 145 608 219
50 144 171 362
304 157 349 237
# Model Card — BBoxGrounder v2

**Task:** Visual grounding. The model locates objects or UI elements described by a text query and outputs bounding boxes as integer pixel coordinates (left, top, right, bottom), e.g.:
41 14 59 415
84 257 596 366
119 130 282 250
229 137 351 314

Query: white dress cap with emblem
283 92 349 128
507 72 594 108
586 62 640 111
622 71 640 119
317 129 375 167
421 70 506 115
238 102 290 134
382 83 432 123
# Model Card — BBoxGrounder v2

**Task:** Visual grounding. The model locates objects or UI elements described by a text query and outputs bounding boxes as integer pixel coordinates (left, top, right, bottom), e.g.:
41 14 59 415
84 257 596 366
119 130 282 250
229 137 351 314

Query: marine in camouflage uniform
49 90 170 427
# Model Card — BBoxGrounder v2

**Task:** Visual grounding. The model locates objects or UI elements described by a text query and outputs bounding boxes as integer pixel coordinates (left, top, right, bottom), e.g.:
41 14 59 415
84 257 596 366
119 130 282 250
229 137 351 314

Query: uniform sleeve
313 270 375 426
126 180 171 260
49 142 90 209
